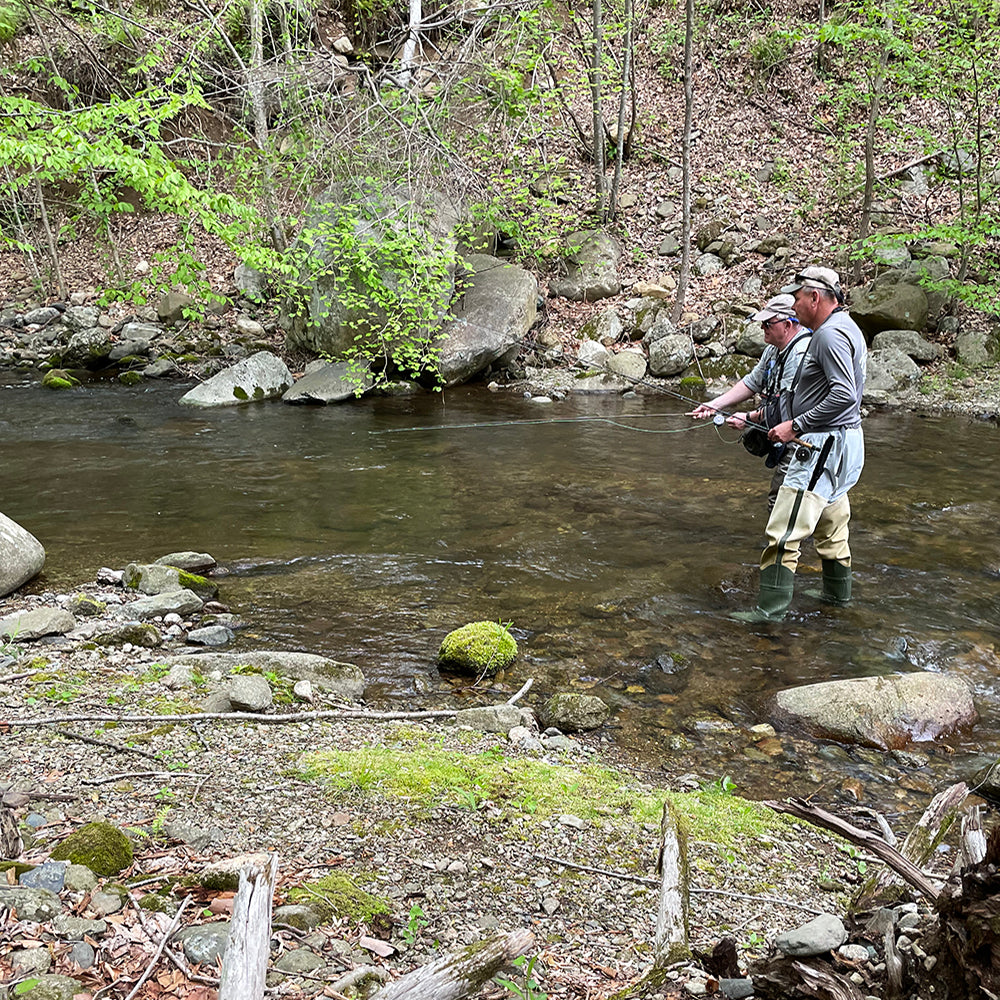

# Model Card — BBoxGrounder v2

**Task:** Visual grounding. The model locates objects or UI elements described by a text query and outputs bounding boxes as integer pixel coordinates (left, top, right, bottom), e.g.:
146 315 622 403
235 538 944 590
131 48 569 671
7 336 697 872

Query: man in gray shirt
735 266 867 622
689 293 811 508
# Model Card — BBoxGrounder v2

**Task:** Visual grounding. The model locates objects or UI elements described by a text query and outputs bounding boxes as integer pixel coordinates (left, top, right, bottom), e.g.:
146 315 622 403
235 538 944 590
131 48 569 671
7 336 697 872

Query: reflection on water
3 375 999 813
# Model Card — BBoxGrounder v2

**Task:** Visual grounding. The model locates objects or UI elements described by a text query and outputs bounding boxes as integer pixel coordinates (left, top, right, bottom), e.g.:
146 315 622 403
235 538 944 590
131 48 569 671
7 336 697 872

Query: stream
3 373 999 820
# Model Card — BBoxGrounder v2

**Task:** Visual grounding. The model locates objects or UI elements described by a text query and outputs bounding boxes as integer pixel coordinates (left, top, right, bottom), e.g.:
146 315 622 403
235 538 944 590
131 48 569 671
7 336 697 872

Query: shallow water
3 374 999 816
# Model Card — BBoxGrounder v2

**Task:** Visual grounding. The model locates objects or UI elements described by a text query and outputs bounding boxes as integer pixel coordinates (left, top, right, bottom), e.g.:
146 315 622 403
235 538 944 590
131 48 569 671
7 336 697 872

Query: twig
506 678 533 705
4 707 460 729
82 771 208 786
0 669 45 683
129 893 219 986
532 853 825 915
56 728 161 761
123 896 191 1000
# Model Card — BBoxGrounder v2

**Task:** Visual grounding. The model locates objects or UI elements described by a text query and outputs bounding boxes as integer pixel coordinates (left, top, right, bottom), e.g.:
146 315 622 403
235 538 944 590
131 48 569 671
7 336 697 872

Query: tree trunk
608 0 633 220
590 0 606 215
372 929 535 1000
218 854 279 1000
671 0 694 324
400 0 423 87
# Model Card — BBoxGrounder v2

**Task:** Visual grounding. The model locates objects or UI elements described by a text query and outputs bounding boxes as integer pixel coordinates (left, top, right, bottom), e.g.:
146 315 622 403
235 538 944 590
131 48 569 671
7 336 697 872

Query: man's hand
687 404 719 419
768 419 797 443
725 411 748 429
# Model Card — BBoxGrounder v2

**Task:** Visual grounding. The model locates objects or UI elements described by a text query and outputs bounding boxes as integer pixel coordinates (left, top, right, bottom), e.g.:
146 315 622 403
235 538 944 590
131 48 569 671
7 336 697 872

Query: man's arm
688 380 755 419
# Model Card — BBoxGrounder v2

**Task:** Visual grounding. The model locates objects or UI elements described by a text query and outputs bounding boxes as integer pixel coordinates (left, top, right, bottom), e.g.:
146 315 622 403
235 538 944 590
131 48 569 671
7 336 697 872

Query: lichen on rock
437 620 517 676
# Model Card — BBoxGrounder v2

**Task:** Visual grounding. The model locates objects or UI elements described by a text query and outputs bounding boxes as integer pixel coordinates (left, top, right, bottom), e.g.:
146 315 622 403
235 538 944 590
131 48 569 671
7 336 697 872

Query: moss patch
288 873 392 931
437 620 517 676
49 821 134 876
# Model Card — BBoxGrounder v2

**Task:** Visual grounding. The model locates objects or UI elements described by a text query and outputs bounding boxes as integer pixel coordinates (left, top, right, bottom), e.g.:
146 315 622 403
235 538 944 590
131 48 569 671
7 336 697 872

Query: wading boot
805 559 852 605
732 564 795 622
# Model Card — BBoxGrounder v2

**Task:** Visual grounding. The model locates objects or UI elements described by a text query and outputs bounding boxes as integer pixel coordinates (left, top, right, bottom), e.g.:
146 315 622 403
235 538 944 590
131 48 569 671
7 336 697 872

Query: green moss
41 369 80 389
49 821 134 876
233 386 249 400
437 620 517 676
175 569 217 600
679 376 706 388
288 873 391 928
118 371 143 386
0 861 34 878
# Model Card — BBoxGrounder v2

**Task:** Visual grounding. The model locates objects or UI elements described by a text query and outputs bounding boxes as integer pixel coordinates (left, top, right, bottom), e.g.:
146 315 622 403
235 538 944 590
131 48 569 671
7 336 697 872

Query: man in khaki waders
734 267 867 622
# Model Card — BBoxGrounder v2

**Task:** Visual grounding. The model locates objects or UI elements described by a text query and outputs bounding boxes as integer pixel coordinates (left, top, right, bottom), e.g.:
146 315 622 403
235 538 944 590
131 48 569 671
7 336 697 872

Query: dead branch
81 771 208 786
372 929 534 1000
766 798 940 903
56 728 161 761
123 896 191 1000
654 800 690 966
218 854 278 1000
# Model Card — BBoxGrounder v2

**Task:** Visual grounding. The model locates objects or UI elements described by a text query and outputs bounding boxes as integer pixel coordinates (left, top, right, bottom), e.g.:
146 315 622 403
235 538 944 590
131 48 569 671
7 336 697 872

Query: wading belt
807 435 835 492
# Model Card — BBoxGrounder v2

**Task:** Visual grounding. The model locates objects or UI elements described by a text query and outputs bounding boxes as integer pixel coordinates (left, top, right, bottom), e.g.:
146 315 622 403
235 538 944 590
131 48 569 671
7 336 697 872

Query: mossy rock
49 821 134 876
690 355 756 381
66 593 106 617
118 371 144 386
9 974 85 999
41 369 80 390
93 622 162 648
437 621 517 677
176 569 218 601
287 873 391 934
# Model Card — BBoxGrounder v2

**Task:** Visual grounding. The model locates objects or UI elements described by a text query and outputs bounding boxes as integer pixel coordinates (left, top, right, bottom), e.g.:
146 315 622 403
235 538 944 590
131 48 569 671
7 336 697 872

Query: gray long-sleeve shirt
791 310 867 432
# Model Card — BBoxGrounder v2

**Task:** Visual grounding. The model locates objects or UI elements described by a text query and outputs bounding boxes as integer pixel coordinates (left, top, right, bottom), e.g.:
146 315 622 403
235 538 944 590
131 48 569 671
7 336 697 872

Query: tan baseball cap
751 293 798 323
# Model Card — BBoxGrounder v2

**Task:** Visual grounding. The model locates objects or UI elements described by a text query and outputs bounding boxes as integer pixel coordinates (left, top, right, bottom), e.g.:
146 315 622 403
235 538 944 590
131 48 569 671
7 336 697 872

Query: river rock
272 905 325 932
578 340 611 368
693 253 725 277
5 974 84 1000
122 589 204 619
19 860 67 892
775 913 847 956
871 329 941 361
11 945 53 975
606 348 647 381
434 254 538 386
771 672 976 750
648 333 694 376
228 674 273 711
550 230 622 302
187 625 234 646
542 693 611 732
454 705 527 733
581 306 624 346
734 322 766 357
179 351 293 407
283 360 372 404
198 853 272 891
174 922 230 965
53 914 107 940
62 305 100 331
155 551 217 572
0 606 76 640
274 947 325 973
0 510 45 597
94 622 163 648
160 650 365 700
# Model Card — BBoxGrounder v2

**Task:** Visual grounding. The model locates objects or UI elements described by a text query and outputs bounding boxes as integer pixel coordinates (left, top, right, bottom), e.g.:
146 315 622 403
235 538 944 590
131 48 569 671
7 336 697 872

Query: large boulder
648 333 694 376
283 184 462 359
550 230 622 302
0 512 45 597
865 347 922 391
179 351 293 407
433 254 537 387
771 672 976 750
849 272 930 341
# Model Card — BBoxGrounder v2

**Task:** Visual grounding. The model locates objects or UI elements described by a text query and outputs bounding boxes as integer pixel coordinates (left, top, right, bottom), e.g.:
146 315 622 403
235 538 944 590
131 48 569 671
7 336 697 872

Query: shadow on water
4 374 1000 816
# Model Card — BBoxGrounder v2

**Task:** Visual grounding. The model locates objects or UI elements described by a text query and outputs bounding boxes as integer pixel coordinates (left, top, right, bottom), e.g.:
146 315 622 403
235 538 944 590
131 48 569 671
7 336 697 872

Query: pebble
838 943 870 963
541 896 560 915
70 941 97 969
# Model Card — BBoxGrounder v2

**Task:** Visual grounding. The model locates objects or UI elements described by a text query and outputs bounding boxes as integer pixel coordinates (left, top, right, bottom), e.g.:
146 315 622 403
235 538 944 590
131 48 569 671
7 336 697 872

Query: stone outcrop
550 230 622 302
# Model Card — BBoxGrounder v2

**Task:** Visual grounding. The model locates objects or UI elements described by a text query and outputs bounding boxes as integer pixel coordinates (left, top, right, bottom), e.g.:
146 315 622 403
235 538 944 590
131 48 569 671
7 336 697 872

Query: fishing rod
573 360 818 452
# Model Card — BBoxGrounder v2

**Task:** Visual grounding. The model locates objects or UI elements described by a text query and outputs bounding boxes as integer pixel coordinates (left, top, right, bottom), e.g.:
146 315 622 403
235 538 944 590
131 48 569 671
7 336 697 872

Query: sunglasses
762 317 791 328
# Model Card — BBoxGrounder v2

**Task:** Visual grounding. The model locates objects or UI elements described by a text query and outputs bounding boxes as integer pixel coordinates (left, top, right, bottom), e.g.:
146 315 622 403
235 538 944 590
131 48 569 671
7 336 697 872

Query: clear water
4 374 998 815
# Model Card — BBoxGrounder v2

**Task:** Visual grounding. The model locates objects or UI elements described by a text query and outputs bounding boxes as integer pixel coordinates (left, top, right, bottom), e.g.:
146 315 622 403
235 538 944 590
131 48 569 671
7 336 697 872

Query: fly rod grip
791 436 816 450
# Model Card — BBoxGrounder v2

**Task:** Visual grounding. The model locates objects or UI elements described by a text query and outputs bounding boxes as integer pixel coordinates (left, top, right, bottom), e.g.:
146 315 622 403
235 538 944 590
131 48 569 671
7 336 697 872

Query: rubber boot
805 559 852 605
732 564 795 622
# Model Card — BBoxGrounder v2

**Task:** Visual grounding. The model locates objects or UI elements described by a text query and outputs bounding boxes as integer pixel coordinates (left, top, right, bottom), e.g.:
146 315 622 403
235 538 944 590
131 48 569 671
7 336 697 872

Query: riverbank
0 563 948 1000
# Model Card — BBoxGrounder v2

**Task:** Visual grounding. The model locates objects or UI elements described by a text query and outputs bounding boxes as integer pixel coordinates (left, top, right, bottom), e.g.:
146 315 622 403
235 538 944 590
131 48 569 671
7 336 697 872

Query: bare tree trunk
1 165 42 287
218 854 279 1000
32 171 66 298
853 19 890 284
671 0 695 324
608 0 633 220
247 0 286 251
400 0 422 86
590 0 606 216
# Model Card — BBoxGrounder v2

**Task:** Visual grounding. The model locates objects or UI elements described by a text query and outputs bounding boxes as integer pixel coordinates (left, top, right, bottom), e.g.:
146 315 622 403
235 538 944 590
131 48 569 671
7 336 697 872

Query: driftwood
218 854 278 1000
854 782 968 909
765 797 940 902
370 928 534 1000
654 800 690 966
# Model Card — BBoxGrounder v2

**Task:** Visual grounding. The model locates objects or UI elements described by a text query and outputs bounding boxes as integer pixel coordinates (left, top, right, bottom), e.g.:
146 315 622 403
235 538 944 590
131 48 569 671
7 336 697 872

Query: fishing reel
713 412 727 426
795 445 812 462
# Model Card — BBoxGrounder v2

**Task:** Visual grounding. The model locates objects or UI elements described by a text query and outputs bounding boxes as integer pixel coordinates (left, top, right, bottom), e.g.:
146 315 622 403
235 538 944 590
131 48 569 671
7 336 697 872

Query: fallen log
654 799 690 967
371 928 535 1000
